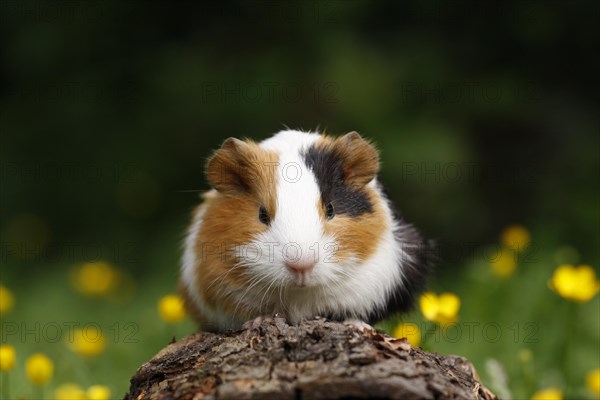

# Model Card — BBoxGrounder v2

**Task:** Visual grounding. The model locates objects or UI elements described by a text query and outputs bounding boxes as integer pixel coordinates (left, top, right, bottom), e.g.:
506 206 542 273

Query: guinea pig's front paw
242 316 269 331
343 319 375 333
242 313 287 331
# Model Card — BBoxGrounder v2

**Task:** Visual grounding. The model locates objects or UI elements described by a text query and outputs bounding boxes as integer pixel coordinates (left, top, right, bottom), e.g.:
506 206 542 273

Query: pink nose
285 261 315 274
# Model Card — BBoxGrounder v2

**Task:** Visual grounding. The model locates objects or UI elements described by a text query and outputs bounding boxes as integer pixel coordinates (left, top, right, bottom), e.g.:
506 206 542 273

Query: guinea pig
180 129 431 332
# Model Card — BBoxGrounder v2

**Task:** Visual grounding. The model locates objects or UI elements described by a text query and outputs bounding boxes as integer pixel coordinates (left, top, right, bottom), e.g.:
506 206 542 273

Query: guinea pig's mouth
285 261 315 287
288 271 312 287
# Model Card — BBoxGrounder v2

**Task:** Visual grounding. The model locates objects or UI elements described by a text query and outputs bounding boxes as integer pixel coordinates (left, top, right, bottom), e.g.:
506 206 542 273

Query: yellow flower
491 247 517 278
0 344 16 371
0 284 15 315
419 292 460 325
68 327 106 357
87 385 112 400
72 261 119 296
392 322 421 347
550 264 599 302
54 383 87 400
531 387 562 400
158 294 186 323
25 353 53 385
518 348 533 363
501 224 530 251
587 368 600 395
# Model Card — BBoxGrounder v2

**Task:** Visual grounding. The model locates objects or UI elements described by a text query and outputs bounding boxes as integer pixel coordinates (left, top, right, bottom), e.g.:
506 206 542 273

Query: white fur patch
277 202 403 324
181 199 241 331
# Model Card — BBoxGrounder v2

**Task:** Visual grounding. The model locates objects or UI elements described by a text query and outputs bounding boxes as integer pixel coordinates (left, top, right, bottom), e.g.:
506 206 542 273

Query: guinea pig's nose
285 261 315 274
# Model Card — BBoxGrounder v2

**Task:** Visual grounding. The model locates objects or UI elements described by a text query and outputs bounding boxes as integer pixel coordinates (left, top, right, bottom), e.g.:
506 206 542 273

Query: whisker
259 278 278 314
206 263 246 292
230 274 270 324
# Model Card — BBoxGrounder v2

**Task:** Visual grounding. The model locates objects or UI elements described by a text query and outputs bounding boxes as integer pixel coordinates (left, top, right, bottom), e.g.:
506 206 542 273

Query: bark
125 317 497 400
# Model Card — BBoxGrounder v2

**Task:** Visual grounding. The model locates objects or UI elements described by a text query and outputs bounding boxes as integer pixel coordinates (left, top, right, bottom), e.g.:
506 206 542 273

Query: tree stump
125 317 497 400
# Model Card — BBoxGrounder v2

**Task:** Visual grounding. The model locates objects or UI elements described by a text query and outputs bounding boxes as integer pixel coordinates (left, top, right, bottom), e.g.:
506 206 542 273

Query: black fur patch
302 145 373 217
366 181 434 324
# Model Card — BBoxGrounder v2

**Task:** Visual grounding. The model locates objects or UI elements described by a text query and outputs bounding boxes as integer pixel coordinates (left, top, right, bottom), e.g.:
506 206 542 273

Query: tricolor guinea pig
180 129 431 332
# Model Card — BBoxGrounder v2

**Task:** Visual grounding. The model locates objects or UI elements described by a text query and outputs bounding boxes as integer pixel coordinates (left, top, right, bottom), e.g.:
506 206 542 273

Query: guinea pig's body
180 130 430 332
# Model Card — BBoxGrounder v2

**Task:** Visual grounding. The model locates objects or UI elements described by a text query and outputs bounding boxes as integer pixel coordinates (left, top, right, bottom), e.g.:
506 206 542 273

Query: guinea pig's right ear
205 138 252 194
335 131 380 187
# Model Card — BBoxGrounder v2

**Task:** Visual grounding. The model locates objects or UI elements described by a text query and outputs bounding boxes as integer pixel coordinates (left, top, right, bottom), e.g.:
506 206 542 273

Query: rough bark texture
125 317 497 400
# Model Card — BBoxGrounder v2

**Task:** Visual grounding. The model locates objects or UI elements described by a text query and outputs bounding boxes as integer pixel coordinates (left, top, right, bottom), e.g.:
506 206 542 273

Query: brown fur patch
188 141 279 323
335 132 380 186
323 186 387 262
206 139 279 210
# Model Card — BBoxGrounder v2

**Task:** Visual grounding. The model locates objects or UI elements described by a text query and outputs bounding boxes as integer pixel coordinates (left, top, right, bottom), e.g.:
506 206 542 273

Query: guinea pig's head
203 131 387 292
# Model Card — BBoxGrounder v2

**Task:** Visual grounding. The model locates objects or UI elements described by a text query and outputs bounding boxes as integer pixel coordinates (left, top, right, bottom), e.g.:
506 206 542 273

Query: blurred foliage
0 0 598 398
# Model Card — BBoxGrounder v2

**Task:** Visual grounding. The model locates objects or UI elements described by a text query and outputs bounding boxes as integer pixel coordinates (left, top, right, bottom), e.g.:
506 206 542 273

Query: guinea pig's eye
258 205 270 225
325 202 335 220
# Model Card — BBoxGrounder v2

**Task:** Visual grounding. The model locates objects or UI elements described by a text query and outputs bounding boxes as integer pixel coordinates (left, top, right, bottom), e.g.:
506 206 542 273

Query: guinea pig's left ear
336 131 380 187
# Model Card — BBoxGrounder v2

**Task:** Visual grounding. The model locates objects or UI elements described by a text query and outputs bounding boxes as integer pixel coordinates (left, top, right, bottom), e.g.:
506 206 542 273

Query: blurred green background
1 1 598 399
